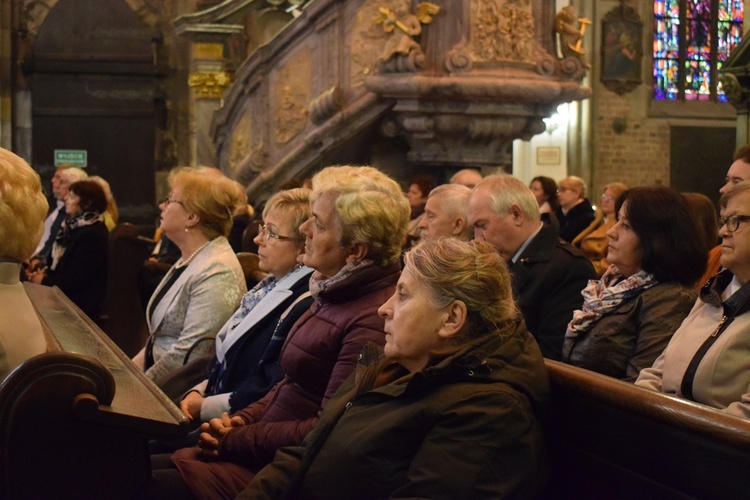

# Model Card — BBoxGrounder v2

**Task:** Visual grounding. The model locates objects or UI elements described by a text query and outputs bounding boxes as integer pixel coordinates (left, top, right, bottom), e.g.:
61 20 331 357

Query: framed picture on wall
601 6 643 95
537 146 561 166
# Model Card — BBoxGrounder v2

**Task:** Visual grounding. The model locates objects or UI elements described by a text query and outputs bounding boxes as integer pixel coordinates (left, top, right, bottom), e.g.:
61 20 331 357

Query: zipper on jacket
680 314 734 400
710 315 728 337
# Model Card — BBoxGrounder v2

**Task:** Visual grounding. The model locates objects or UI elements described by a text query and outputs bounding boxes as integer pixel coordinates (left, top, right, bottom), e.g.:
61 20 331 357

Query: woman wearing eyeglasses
636 182 750 419
132 167 247 388
562 187 706 381
573 182 629 276
141 166 409 500
177 188 314 425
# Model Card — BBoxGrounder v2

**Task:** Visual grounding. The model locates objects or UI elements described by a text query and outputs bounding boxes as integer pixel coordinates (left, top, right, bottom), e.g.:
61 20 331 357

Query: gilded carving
273 52 311 145
229 113 252 174
188 71 233 99
554 6 591 69
373 2 439 64
470 0 536 64
350 0 402 85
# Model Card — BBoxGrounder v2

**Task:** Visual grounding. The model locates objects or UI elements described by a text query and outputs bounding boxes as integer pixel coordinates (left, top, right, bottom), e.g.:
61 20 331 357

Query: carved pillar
177 26 242 166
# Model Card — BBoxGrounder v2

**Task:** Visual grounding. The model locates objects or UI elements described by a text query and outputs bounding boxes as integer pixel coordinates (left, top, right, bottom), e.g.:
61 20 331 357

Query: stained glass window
654 0 743 102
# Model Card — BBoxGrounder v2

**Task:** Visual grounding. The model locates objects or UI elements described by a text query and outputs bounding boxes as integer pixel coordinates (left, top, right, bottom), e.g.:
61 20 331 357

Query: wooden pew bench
542 359 750 499
0 283 190 500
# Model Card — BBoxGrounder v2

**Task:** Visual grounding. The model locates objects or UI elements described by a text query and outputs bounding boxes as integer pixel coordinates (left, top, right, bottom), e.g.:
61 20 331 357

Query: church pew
541 358 750 499
0 283 190 500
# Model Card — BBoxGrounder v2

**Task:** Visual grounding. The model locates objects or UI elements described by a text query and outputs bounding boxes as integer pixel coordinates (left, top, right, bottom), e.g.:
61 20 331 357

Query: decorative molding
188 71 233 98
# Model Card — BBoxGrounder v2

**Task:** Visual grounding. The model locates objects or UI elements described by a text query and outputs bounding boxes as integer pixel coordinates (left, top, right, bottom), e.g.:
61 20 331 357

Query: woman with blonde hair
89 175 119 230
555 175 595 242
574 182 629 276
0 148 48 379
132 167 247 387
239 238 550 498
144 165 410 499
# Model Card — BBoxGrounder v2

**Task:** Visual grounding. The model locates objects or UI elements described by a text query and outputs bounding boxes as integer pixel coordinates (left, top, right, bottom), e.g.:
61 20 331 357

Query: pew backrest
542 358 750 499
0 283 189 500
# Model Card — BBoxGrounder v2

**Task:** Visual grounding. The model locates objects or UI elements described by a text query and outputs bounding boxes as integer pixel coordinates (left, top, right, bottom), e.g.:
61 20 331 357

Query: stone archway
20 0 159 37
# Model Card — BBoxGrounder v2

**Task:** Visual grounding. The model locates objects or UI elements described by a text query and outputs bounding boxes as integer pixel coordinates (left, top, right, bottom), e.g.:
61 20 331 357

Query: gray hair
475 174 540 221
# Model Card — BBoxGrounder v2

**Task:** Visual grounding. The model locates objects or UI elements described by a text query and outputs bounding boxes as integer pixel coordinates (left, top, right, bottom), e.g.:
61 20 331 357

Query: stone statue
554 5 591 69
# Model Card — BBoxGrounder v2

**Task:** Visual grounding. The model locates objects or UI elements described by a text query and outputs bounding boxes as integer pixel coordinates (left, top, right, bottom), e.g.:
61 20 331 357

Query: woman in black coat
29 179 108 318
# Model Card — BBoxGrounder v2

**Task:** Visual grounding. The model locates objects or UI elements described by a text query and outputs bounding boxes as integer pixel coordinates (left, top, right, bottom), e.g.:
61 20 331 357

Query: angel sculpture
374 1 440 62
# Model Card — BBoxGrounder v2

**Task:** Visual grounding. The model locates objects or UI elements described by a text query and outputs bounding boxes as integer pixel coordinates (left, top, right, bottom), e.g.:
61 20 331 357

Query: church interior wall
1 0 749 210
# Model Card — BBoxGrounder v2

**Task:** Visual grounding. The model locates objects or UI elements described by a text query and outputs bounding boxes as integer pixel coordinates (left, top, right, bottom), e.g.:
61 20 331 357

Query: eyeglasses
557 187 570 193
257 223 295 241
601 194 615 201
162 195 184 207
718 214 750 233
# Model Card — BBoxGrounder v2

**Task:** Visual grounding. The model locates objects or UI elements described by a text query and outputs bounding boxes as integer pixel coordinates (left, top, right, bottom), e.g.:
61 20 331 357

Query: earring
185 227 190 232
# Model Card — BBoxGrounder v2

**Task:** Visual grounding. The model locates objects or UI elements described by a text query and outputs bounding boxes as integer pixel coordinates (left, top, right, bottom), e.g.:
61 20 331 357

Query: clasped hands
197 412 245 459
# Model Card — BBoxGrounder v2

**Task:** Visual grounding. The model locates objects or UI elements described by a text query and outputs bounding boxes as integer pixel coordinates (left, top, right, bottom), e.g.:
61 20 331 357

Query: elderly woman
573 182 629 276
530 175 560 215
555 175 595 243
237 238 550 499
179 188 314 423
562 187 706 381
636 182 750 419
132 167 247 387
29 179 109 318
0 148 48 379
139 165 409 499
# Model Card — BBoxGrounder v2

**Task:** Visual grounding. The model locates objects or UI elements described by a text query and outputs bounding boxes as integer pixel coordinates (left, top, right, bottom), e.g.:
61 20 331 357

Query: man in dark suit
468 174 596 360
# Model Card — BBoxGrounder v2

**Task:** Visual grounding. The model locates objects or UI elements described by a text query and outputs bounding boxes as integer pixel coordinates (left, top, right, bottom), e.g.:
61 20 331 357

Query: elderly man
450 168 483 189
699 144 750 284
468 174 595 359
31 166 88 268
417 184 472 240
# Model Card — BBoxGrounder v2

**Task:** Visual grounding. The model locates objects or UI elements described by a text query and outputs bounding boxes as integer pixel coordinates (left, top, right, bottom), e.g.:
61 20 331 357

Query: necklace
177 240 211 268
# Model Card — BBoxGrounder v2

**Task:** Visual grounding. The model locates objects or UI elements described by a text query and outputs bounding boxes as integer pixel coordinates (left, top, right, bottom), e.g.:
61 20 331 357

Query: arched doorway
29 0 160 223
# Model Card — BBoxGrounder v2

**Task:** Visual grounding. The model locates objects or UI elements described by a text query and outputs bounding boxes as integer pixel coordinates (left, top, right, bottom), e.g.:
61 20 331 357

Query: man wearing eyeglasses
699 145 750 286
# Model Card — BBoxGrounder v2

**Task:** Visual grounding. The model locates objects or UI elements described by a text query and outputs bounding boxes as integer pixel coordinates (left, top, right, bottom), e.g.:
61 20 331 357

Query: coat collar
147 237 231 332
216 265 313 359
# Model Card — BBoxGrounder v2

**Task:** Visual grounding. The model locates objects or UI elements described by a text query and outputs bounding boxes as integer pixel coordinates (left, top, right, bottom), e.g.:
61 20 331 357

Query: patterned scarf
227 275 278 332
49 211 103 270
309 259 375 302
566 265 657 338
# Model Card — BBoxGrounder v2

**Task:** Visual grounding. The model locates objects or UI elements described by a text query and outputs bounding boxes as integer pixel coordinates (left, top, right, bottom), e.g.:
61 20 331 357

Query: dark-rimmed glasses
258 223 295 241
719 214 750 233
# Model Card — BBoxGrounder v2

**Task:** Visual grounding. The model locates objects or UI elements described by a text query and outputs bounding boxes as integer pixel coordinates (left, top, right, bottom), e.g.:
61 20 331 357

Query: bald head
450 168 483 189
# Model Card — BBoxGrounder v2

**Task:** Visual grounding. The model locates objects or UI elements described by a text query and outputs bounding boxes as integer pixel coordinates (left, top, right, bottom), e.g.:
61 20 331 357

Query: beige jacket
636 276 750 419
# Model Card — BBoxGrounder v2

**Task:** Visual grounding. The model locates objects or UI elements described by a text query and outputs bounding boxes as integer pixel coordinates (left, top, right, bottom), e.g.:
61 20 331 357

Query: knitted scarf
566 265 657 338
